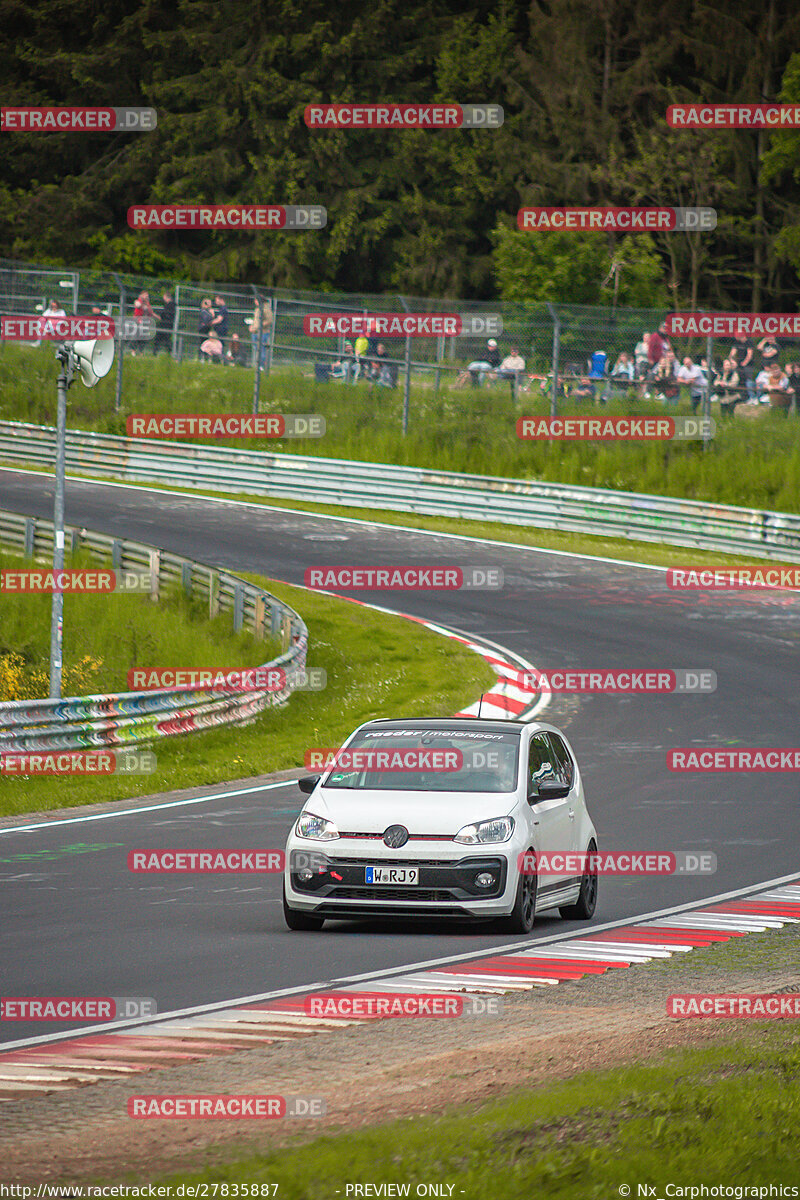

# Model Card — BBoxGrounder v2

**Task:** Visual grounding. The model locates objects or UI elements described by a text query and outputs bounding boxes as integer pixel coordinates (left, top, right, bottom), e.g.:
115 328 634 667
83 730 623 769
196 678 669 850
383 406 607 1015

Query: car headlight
454 816 514 844
295 811 340 841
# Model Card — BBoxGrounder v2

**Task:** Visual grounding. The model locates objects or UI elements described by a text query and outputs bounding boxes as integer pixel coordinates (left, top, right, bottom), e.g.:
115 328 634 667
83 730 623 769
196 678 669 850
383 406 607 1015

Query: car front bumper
283 843 517 919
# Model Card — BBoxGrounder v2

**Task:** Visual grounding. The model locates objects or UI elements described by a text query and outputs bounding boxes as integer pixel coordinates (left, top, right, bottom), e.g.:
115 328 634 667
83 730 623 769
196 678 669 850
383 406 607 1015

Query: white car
283 717 598 932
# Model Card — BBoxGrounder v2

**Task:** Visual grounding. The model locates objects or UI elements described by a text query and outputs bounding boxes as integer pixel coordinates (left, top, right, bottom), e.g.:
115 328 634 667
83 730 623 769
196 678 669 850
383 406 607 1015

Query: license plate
365 866 419 885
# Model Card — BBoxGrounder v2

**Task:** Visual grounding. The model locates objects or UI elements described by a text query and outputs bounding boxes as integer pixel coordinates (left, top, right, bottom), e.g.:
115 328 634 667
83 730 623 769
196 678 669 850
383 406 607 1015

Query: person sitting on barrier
455 338 502 387
330 341 355 381
712 358 745 415
611 351 634 380
199 331 224 363
371 342 398 388
570 374 596 402
225 333 247 366
497 346 525 397
653 350 679 404
755 363 791 406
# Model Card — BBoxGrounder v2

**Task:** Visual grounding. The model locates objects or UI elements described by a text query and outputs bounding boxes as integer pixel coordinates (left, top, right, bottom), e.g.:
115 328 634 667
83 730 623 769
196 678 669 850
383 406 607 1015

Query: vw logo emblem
383 824 409 848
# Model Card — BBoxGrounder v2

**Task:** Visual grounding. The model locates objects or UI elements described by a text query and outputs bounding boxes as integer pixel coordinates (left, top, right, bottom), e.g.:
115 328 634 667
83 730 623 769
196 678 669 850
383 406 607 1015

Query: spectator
647 325 668 369
248 297 272 369
787 363 800 413
755 363 790 405
42 298 67 323
366 318 380 357
756 334 780 370
199 332 223 363
371 342 397 388
153 292 175 356
225 333 247 366
131 291 155 356
353 333 369 382
456 338 502 387
611 351 634 379
654 350 679 404
634 332 650 377
571 375 596 402
754 364 772 401
713 357 745 415
701 356 719 398
331 340 355 381
198 298 214 358
211 294 229 345
676 355 706 414
729 332 755 398
498 345 525 392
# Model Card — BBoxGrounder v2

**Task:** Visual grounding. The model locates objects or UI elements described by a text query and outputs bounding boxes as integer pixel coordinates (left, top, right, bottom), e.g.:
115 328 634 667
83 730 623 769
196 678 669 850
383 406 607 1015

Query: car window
323 728 520 792
527 733 558 795
546 732 574 788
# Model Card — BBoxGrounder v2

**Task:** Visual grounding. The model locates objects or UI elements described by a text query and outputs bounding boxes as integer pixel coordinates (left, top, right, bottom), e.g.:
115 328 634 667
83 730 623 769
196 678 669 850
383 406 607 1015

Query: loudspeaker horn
72 338 114 387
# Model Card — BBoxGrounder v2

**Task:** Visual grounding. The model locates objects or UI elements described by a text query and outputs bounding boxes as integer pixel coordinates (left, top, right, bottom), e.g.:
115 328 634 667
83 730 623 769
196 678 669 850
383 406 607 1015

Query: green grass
0 559 495 816
0 546 281 695
2 342 799 512
132 926 800 1194
146 1029 800 1196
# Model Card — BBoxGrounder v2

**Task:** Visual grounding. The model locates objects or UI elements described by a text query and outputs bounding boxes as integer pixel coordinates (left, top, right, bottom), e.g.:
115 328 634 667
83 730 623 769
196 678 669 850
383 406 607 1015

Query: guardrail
1 420 798 562
0 507 308 754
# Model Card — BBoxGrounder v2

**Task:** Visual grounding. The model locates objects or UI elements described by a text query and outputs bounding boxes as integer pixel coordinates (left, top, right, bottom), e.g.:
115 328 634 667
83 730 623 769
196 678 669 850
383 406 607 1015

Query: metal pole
434 334 443 395
113 274 125 412
171 282 180 358
703 333 713 453
251 286 262 415
402 336 411 435
399 296 411 435
547 303 560 418
265 294 276 378
49 346 72 699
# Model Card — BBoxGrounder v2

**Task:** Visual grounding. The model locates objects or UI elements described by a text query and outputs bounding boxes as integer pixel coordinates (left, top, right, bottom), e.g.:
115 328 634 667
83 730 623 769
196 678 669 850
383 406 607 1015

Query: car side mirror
529 779 570 802
298 774 320 794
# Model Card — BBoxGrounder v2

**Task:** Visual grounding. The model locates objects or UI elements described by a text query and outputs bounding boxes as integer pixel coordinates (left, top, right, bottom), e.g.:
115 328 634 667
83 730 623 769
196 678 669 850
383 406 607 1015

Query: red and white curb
304 590 548 723
311 589 547 720
1 878 797 1098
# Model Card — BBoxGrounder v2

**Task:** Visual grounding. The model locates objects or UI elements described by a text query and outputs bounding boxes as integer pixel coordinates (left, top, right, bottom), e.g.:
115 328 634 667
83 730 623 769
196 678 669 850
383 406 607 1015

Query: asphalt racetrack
1 469 798 1045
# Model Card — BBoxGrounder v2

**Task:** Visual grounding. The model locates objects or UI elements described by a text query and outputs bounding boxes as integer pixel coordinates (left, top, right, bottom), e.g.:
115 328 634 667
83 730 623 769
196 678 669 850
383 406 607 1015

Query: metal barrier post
251 285 262 415
265 295 276 378
112 274 126 413
703 333 713 452
547 302 561 418
434 334 443 394
399 296 411 434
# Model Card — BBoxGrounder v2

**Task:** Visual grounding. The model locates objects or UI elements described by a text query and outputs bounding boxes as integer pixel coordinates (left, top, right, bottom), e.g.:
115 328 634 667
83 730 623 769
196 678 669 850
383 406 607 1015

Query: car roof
360 717 527 736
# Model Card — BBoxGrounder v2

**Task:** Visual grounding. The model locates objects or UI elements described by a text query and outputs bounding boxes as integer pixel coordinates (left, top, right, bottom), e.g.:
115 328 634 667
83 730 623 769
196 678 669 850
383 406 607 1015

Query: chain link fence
1 258 798 424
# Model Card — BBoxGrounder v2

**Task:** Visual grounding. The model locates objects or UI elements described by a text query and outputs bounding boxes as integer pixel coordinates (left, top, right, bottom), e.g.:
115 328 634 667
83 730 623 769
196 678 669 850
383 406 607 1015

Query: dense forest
2 0 800 309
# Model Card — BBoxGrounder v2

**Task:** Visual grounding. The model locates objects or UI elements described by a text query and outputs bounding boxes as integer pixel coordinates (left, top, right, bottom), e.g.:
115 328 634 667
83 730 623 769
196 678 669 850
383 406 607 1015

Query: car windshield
322 728 520 792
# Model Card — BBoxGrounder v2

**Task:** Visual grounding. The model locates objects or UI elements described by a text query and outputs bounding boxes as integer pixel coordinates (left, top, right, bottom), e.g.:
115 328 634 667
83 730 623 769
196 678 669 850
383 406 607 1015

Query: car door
525 732 575 902
544 732 579 854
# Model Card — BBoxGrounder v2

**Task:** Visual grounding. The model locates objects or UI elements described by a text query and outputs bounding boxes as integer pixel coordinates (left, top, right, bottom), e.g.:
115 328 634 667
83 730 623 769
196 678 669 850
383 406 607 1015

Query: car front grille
327 886 458 902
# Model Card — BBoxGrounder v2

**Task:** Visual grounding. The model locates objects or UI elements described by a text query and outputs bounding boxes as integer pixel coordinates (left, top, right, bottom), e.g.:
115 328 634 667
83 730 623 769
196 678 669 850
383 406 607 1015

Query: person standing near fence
249 297 272 369
132 291 155 356
153 292 175 356
198 298 214 359
211 294 229 353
